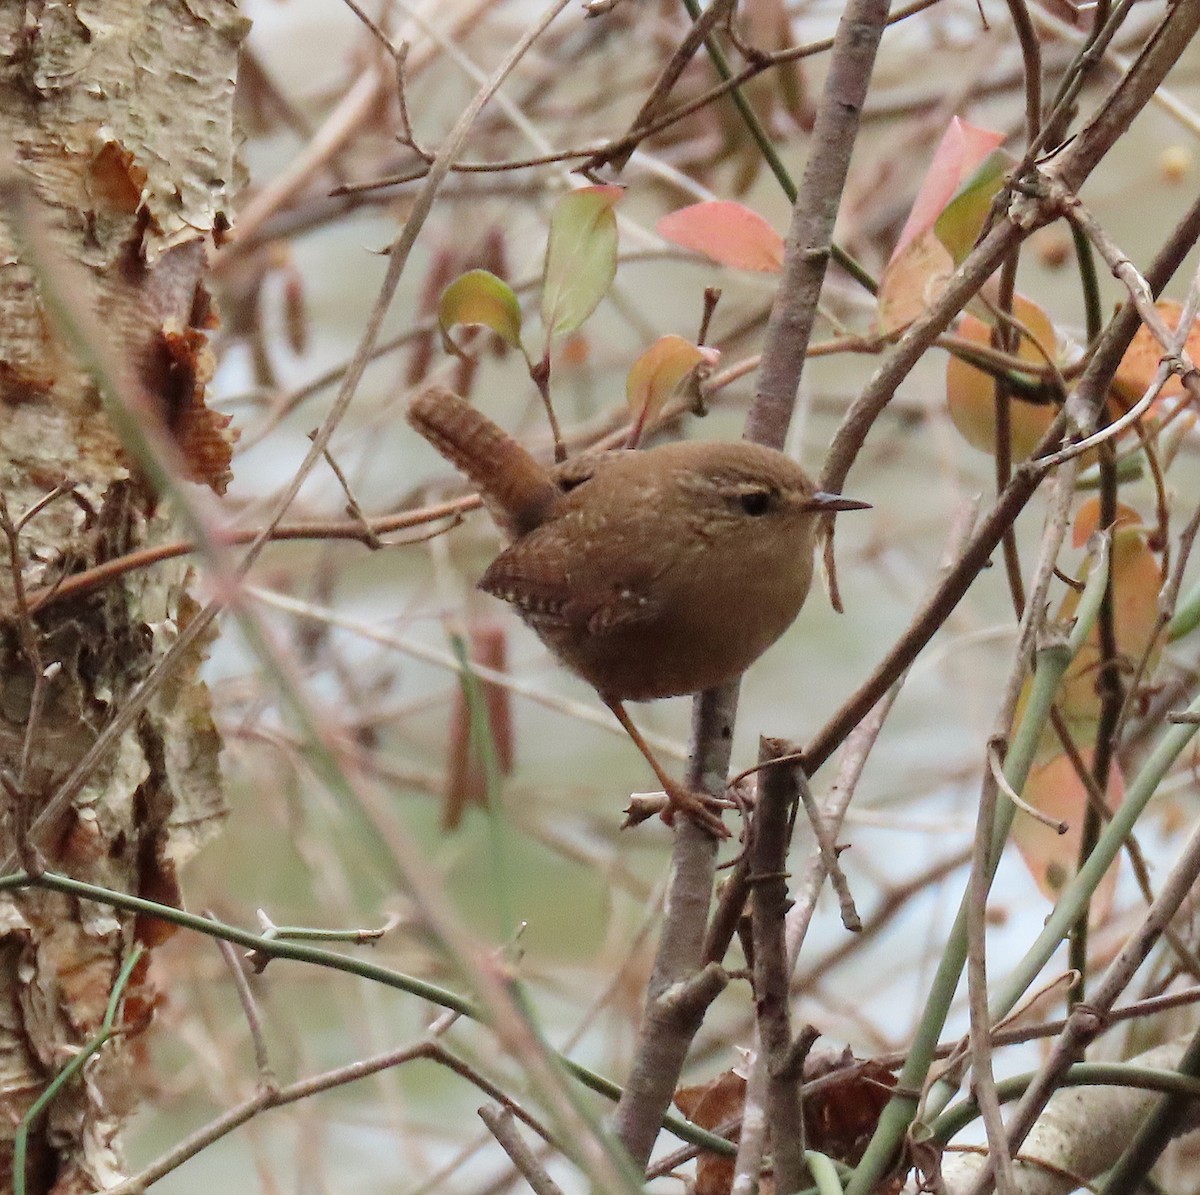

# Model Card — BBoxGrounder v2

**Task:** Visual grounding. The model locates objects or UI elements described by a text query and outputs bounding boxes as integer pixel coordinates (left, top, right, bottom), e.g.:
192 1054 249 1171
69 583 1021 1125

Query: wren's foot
622 782 730 838
605 698 731 838
667 785 731 838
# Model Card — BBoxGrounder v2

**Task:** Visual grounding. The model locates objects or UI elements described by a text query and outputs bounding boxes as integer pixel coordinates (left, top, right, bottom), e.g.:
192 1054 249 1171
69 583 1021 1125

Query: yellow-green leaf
541 185 622 338
438 269 523 353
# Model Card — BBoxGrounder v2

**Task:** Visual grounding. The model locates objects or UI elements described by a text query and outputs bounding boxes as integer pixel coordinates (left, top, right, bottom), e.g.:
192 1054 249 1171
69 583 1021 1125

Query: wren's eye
738 488 774 516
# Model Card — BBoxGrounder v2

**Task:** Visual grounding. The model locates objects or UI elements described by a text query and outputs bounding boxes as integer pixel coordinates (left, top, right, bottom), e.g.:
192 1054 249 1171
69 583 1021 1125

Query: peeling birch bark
0 3 246 1189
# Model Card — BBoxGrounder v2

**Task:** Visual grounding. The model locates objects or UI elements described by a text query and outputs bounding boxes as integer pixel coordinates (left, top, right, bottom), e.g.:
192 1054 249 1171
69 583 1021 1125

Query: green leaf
934 148 1011 265
540 185 622 338
438 269 524 354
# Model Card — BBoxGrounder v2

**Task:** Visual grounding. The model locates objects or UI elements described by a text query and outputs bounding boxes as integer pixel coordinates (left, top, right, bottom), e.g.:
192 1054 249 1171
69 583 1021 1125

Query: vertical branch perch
742 739 808 1193
613 693 731 1167
748 0 892 451
614 1 894 1171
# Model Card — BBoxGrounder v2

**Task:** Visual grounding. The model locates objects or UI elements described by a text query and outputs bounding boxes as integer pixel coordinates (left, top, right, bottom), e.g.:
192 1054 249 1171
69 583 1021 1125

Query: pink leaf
890 118 1006 264
657 202 784 273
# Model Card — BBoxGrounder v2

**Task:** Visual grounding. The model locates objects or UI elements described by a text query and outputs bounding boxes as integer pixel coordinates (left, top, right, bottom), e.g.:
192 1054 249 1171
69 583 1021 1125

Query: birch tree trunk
0 3 245 1190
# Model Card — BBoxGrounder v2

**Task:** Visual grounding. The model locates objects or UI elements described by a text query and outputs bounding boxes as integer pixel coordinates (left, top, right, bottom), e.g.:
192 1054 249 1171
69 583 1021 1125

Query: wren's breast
544 540 815 702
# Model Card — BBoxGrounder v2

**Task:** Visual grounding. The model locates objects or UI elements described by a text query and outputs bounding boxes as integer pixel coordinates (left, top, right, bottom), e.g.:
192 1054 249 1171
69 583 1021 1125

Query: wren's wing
478 539 576 628
478 515 663 637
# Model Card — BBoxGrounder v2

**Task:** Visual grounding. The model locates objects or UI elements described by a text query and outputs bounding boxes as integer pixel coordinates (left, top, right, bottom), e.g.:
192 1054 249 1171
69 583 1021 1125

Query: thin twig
794 767 861 933
479 1105 566 1195
207 911 277 1089
987 743 1068 833
104 1038 558 1195
21 496 473 614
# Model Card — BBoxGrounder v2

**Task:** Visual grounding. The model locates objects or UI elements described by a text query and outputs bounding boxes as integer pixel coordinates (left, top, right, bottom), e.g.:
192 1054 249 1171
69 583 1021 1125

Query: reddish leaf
880 118 1006 331
804 1055 897 1165
657 201 784 272
891 118 1006 263
675 1071 747 1195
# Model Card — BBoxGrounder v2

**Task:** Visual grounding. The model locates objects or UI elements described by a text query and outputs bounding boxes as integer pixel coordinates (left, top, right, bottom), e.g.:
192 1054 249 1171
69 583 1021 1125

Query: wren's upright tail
407 386 560 538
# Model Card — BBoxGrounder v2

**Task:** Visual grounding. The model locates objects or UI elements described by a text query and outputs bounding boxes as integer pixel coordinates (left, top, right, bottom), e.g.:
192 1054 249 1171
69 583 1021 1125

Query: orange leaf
1072 495 1145 547
1111 299 1200 412
1056 505 1163 732
878 229 954 333
944 297 1059 460
625 335 719 444
1013 750 1123 915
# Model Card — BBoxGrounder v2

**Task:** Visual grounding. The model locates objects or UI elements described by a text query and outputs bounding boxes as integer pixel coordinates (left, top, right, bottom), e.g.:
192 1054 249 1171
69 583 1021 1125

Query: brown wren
408 386 868 836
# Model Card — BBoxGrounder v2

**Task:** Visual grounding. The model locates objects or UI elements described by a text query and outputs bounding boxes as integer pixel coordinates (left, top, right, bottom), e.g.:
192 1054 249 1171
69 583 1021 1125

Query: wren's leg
603 699 730 838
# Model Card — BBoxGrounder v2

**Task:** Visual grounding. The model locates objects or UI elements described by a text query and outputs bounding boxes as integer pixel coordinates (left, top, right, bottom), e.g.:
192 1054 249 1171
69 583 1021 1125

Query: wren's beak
803 491 871 513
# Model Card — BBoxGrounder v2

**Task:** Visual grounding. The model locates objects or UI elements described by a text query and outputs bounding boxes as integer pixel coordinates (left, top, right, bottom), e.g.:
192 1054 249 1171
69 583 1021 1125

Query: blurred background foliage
131 2 1200 1190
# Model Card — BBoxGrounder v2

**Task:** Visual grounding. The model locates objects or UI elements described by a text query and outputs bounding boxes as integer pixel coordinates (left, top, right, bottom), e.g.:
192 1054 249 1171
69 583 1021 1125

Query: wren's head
646 439 869 544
